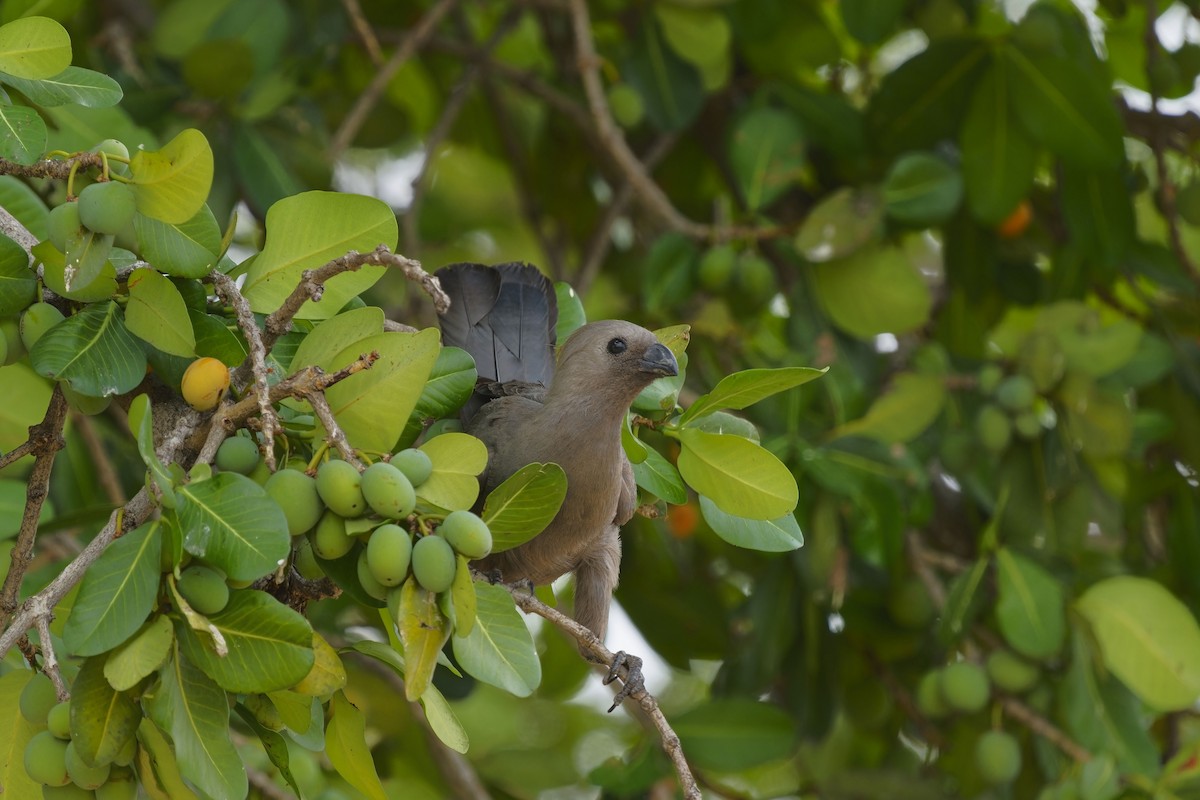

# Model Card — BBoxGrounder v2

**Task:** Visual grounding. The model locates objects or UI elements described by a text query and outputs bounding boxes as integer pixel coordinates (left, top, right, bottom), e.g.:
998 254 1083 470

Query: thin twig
35 615 69 700
73 412 126 505
306 390 364 468
340 0 384 66
330 0 458 158
0 153 103 182
1002 696 1093 763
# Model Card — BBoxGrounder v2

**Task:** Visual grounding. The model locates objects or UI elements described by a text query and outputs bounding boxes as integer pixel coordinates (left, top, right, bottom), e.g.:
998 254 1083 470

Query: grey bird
435 262 678 645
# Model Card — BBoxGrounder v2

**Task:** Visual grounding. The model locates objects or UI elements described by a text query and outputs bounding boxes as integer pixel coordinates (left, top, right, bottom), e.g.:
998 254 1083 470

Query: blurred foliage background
4 0 1200 797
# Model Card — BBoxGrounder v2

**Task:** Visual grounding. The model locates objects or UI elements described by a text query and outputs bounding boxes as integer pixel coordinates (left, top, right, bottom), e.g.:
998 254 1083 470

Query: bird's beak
639 343 678 377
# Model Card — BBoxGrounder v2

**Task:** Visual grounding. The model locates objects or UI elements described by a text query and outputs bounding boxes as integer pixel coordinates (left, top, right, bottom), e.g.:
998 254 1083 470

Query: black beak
639 343 678 377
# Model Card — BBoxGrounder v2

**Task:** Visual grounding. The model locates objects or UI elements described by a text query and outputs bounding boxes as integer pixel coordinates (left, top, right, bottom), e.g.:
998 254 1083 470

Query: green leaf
70 655 139 767
234 703 302 797
811 245 932 340
794 187 884 262
882 152 963 225
0 175 49 239
63 228 113 294
104 615 174 691
61 520 161 656
233 123 306 214
0 363 52 455
127 394 175 506
0 102 46 164
175 471 291 582
831 372 946 443
554 281 586 342
0 233 36 315
289 305 385 372
1076 576 1200 711
729 107 805 212
938 555 988 645
134 205 221 278
0 671 41 799
241 190 398 318
398 346 477 448
672 699 796 772
676 429 797 520
452 582 541 697
395 577 451 701
654 4 730 70
995 548 1065 659
960 62 1038 225
416 432 488 512
191 310 247 365
35 239 117 302
126 267 196 357
623 20 704 132
1 65 121 107
449 554 477 636
419 679 469 754
632 446 687 505
1060 164 1135 266
322 328 441 452
482 462 567 553
175 589 314 693
841 0 905 44
291 631 347 697
30 301 145 396
698 495 803 552
1003 45 1124 168
680 366 826 425
325 691 387 800
158 651 248 800
0 15 70 78
128 128 214 224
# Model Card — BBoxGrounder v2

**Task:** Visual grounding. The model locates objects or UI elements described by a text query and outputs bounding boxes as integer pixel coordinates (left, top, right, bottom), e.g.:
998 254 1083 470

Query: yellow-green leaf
292 631 347 697
129 128 214 224
676 429 797 520
0 16 70 79
416 432 488 512
326 692 387 800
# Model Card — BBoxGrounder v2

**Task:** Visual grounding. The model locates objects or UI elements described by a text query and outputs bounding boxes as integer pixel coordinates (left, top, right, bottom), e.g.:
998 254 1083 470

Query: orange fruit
996 200 1032 238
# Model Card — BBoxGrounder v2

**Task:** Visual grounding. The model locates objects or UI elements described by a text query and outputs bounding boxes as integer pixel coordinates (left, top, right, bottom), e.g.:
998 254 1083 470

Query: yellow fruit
996 200 1032 238
181 357 230 411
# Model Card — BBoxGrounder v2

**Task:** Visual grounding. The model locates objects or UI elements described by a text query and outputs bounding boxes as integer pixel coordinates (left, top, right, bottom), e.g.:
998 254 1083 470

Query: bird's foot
484 568 504 584
603 650 644 713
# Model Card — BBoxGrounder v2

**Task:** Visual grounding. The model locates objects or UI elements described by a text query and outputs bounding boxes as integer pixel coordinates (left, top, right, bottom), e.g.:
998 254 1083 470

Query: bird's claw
603 650 644 713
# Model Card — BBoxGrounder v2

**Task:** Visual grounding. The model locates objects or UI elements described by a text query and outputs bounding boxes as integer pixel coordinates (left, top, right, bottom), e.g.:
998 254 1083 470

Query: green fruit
1177 180 1200 227
47 202 81 252
1013 411 1041 440
361 462 416 520
986 650 1039 694
976 404 1011 452
438 510 492 559
43 784 95 799
215 436 260 475
21 303 66 351
292 535 324 580
62 385 111 416
0 318 23 365
1020 332 1065 392
356 549 389 600
915 670 948 718
311 510 353 560
20 672 58 724
411 535 456 593
316 460 366 518
975 730 1022 785
887 576 933 629
91 138 130 176
65 741 109 789
366 523 412 587
47 702 71 739
177 564 230 615
978 363 1004 394
77 181 136 236
265 468 323 535
697 244 737 292
391 448 433 487
24 730 70 786
734 253 775 311
95 769 138 800
996 375 1037 412
940 661 990 713
607 83 644 128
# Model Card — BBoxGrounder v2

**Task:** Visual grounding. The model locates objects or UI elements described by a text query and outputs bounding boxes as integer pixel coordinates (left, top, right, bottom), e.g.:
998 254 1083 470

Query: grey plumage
435 263 678 640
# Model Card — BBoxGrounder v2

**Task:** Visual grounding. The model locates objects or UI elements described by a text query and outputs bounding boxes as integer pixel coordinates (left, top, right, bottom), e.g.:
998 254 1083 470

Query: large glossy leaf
0 671 40 798
104 615 174 691
128 128 214 224
134 205 221 278
832 372 946 443
416 432 488 512
0 175 49 239
70 655 139 767
62 520 161 656
398 346 477 448
234 702 302 797
2 66 121 107
1060 165 1135 266
681 366 826 425
452 582 541 697
1076 576 1200 711
63 228 113 293
672 699 796 772
0 15 70 78
291 631 347 697
698 495 803 552
35 240 117 302
676 429 797 520
325 691 387 800
995 548 1065 659
729 107 806 211
794 187 884 262
241 191 397 318
623 19 704 132
0 233 36 315
288 305 384 372
483 462 567 553
395 577 451 701
126 267 196 357
960 62 1038 225
811 245 932 340
175 589 314 693
632 445 687 505
30 301 146 397
0 102 46 164
175 471 291 582
882 152 963 225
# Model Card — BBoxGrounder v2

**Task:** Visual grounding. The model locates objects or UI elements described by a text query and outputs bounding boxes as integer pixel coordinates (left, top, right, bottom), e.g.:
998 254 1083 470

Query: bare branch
307 389 364 468
340 0 384 66
1003 695 1093 763
73 412 126 506
0 153 103 183
36 615 69 700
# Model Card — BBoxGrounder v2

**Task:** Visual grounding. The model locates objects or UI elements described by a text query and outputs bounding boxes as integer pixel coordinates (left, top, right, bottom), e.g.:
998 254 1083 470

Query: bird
435 262 678 646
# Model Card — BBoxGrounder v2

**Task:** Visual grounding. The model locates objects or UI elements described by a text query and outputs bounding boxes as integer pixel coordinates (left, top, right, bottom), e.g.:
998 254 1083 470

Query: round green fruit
607 83 645 128
20 303 66 351
438 510 492 559
411 535 456 593
91 139 130 176
986 650 1039 694
975 730 1022 785
976 404 1012 452
996 375 1037 412
215 436 260 475
915 670 948 718
734 253 775 311
316 460 366 518
24 730 70 786
1013 411 1041 440
47 202 81 252
65 741 110 789
940 661 990 713
310 510 353 560
361 461 416 520
62 384 111 416
356 549 389 601
20 672 57 725
265 468 323 536
697 244 737 292
43 783 96 799
77 181 136 236
95 768 138 800
391 448 433 487
177 564 229 615
47 702 71 739
366 523 413 587
978 363 1004 395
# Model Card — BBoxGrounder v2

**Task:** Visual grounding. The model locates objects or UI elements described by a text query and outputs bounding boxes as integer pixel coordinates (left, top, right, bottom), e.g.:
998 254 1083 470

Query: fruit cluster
47 140 136 251
20 672 137 799
975 368 1047 452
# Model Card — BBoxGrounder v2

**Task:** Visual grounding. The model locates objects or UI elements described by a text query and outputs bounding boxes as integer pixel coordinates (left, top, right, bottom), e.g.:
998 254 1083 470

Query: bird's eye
607 338 627 355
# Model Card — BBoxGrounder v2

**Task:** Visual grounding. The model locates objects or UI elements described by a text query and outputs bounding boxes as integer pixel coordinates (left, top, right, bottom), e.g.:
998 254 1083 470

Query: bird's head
548 320 678 408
